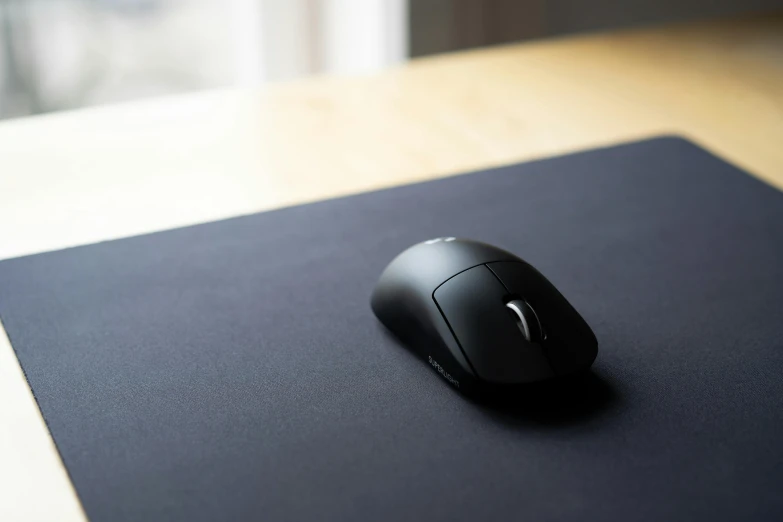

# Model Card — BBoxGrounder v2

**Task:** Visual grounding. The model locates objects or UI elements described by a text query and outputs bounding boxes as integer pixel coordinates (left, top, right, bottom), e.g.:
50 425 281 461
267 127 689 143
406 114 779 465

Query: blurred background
0 0 778 120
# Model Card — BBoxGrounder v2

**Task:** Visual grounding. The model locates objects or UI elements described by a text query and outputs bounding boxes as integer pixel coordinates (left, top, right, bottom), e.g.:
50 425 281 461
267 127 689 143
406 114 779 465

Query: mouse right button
487 261 598 375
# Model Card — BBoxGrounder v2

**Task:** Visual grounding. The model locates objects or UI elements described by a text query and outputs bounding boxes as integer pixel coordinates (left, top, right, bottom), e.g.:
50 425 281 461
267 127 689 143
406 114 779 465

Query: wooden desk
1 14 781 521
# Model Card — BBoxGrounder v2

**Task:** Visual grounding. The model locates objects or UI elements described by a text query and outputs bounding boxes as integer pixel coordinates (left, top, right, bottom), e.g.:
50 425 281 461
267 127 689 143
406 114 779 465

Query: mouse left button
433 265 554 384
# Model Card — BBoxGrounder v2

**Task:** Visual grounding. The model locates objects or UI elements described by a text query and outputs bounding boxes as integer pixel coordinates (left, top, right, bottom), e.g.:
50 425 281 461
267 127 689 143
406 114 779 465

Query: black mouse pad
2 137 783 521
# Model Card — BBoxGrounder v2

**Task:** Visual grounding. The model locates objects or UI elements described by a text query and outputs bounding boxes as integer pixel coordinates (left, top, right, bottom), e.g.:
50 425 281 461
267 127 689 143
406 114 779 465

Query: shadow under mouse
467 370 620 429
379 325 620 429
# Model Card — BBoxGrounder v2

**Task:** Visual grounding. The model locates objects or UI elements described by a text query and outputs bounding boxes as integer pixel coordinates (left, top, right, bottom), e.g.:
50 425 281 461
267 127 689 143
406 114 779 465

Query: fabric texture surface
1 137 782 521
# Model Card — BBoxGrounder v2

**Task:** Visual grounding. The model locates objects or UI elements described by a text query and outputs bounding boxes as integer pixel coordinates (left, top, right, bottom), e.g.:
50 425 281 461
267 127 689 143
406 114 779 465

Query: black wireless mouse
371 238 597 395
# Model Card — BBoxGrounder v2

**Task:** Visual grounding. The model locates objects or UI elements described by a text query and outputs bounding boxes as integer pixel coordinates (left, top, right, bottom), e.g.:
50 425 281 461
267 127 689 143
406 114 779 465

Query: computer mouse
371 238 597 395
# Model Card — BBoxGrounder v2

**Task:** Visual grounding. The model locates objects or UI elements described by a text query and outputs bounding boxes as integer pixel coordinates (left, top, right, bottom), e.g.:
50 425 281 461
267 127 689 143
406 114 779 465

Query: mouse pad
2 137 783 521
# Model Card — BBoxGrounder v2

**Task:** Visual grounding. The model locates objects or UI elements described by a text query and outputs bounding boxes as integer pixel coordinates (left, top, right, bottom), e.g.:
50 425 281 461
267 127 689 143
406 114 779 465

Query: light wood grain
0 14 782 520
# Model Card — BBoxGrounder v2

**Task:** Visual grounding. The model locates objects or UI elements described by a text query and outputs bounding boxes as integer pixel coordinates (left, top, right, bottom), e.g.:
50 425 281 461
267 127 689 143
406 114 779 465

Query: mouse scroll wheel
505 300 544 343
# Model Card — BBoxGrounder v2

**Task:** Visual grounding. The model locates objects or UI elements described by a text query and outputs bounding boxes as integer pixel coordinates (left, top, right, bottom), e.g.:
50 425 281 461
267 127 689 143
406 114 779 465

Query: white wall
253 0 408 82
0 0 411 118
321 0 408 75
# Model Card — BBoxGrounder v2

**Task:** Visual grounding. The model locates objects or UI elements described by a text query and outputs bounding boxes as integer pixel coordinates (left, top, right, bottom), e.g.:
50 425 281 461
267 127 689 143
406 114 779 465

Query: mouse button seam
430 259 509 297
430 292 481 380
485 263 513 293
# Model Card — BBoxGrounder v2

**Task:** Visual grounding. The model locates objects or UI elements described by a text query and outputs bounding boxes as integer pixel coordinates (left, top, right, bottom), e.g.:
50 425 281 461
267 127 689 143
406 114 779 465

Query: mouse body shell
371 238 598 395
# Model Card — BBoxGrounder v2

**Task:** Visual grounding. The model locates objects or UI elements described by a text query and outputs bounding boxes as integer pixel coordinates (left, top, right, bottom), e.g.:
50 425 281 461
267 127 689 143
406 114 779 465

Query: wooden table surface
1 13 782 521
